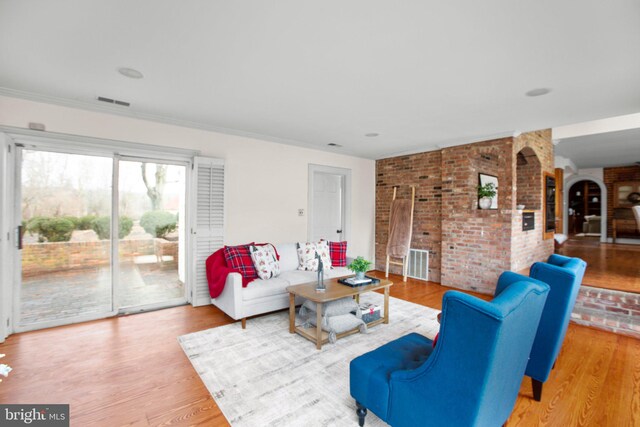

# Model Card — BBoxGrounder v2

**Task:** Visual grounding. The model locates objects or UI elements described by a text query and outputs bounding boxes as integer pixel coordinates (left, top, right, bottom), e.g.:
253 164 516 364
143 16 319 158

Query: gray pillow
306 313 367 344
301 297 359 318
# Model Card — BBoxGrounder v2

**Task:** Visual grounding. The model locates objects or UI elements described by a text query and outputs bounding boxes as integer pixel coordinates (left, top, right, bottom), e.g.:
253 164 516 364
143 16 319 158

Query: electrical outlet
298 209 305 216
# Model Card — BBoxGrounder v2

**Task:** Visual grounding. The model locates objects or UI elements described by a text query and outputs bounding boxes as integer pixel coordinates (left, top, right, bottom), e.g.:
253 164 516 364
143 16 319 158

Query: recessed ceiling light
525 88 551 97
118 67 144 79
327 143 342 147
364 133 379 137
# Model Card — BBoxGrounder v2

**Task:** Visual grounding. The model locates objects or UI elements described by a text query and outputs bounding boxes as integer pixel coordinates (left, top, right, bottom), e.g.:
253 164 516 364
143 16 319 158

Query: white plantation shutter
191 156 225 306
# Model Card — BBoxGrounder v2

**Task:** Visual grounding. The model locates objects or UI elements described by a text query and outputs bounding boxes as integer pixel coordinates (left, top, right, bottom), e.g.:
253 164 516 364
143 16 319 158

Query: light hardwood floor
1 272 638 426
558 239 640 294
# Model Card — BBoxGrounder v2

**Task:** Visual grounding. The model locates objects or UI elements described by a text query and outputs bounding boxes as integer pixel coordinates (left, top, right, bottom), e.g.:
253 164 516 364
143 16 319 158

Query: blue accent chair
524 254 587 401
349 272 549 427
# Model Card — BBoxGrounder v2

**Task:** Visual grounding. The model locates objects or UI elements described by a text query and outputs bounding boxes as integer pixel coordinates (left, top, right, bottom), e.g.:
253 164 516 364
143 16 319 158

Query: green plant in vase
478 182 497 209
347 256 372 280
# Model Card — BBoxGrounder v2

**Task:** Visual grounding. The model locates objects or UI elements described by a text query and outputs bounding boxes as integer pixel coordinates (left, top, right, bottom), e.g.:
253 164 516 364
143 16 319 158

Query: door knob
336 229 343 233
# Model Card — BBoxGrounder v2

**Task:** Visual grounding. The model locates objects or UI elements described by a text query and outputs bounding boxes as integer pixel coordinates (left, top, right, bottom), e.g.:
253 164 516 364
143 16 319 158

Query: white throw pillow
296 241 332 271
297 242 319 271
250 244 281 280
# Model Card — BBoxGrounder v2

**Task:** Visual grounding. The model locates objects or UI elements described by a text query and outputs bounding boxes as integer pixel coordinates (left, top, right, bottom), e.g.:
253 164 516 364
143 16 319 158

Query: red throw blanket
205 243 280 299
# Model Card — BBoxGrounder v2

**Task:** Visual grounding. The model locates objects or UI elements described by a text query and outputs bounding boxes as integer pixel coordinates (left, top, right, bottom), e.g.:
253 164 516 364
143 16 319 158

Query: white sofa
211 242 352 327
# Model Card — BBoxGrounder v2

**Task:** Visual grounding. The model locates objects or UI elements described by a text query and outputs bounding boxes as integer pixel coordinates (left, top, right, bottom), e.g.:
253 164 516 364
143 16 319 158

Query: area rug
178 293 440 426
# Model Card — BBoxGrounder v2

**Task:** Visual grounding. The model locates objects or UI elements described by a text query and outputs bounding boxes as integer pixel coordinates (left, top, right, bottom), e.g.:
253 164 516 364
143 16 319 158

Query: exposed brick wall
376 151 442 281
571 285 640 339
440 139 513 293
604 165 640 238
510 131 555 272
22 239 177 277
375 129 554 294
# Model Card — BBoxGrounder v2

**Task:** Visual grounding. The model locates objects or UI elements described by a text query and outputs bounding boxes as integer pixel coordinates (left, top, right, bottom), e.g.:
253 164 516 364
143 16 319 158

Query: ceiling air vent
97 96 130 107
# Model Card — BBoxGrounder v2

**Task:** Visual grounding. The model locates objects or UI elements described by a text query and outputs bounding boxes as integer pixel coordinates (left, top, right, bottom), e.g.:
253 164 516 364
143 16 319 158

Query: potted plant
347 256 372 280
478 182 497 209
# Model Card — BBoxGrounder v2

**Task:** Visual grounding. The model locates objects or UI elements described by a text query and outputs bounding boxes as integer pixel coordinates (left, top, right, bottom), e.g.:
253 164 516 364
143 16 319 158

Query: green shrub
90 216 134 240
140 211 177 239
119 216 133 239
26 216 75 242
62 216 80 229
77 215 97 230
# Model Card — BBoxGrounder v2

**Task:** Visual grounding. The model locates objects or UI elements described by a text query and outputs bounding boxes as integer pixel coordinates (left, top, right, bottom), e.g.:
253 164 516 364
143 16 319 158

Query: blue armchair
524 254 587 401
349 272 549 427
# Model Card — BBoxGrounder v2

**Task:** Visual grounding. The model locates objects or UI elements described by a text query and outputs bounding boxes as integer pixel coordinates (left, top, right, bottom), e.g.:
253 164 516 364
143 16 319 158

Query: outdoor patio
20 263 184 326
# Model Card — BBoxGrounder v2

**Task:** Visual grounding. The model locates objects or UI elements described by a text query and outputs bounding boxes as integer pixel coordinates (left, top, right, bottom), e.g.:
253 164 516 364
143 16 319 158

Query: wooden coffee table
287 277 393 350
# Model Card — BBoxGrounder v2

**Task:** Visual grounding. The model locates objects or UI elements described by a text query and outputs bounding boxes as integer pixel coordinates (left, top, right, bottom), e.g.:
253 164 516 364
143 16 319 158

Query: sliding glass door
17 149 115 328
118 159 187 312
16 148 188 331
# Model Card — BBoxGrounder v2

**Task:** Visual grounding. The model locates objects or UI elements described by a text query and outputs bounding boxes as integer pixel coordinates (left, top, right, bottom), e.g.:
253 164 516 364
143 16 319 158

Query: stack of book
356 302 381 324
342 276 373 286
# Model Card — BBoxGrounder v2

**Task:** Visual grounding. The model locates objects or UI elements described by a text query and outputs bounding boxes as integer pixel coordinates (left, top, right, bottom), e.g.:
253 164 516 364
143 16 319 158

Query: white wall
575 168 603 182
0 95 376 261
553 112 640 140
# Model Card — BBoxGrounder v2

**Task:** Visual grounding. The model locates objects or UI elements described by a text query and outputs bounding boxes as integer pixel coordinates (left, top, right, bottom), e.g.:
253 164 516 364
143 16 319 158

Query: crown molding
0 87 367 159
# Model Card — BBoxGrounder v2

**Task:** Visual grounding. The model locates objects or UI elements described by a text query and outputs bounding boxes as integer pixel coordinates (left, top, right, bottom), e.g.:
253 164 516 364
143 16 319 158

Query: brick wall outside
604 165 640 238
571 285 640 339
21 239 177 277
375 130 554 294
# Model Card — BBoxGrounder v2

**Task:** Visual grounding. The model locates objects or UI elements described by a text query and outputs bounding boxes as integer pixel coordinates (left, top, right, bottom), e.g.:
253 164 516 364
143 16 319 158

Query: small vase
355 271 366 280
479 197 492 209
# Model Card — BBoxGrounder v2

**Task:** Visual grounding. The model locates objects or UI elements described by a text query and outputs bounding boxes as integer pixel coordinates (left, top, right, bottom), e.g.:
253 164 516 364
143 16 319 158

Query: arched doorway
563 175 607 243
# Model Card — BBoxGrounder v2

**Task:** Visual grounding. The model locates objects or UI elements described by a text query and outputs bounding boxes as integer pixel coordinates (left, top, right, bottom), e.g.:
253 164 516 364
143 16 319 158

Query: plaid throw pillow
224 244 258 281
329 241 347 267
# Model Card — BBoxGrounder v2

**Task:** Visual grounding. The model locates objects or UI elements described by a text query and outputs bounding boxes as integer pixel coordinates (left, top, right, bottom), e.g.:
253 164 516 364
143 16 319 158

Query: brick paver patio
20 262 184 326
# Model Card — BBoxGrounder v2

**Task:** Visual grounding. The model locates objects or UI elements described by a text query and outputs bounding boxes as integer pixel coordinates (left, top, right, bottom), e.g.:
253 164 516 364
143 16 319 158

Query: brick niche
376 130 554 294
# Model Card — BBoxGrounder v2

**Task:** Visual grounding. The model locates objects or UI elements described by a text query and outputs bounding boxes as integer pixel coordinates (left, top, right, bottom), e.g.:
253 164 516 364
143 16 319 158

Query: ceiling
555 128 640 169
1 1 639 159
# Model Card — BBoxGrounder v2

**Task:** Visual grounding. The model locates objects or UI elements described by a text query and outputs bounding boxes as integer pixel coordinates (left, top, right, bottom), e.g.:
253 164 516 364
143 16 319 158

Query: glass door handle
17 225 23 250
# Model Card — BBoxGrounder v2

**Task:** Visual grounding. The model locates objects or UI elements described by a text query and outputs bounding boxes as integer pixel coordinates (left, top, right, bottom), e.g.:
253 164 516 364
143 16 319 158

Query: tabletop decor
347 256 372 280
478 173 498 209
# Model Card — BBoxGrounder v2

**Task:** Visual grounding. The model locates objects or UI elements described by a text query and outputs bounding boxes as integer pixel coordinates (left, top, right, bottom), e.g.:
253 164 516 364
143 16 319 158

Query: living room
1 2 639 426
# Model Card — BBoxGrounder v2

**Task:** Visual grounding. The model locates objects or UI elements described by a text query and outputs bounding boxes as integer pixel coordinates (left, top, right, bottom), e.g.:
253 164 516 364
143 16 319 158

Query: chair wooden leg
532 378 543 401
356 401 367 427
241 318 247 329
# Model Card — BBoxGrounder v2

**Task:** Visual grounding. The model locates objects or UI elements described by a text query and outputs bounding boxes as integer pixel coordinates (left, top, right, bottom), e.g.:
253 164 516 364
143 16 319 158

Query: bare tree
141 163 166 210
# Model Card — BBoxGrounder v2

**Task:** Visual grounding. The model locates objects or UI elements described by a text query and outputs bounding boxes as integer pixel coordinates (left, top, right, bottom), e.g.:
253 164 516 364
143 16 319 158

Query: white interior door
311 171 344 242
